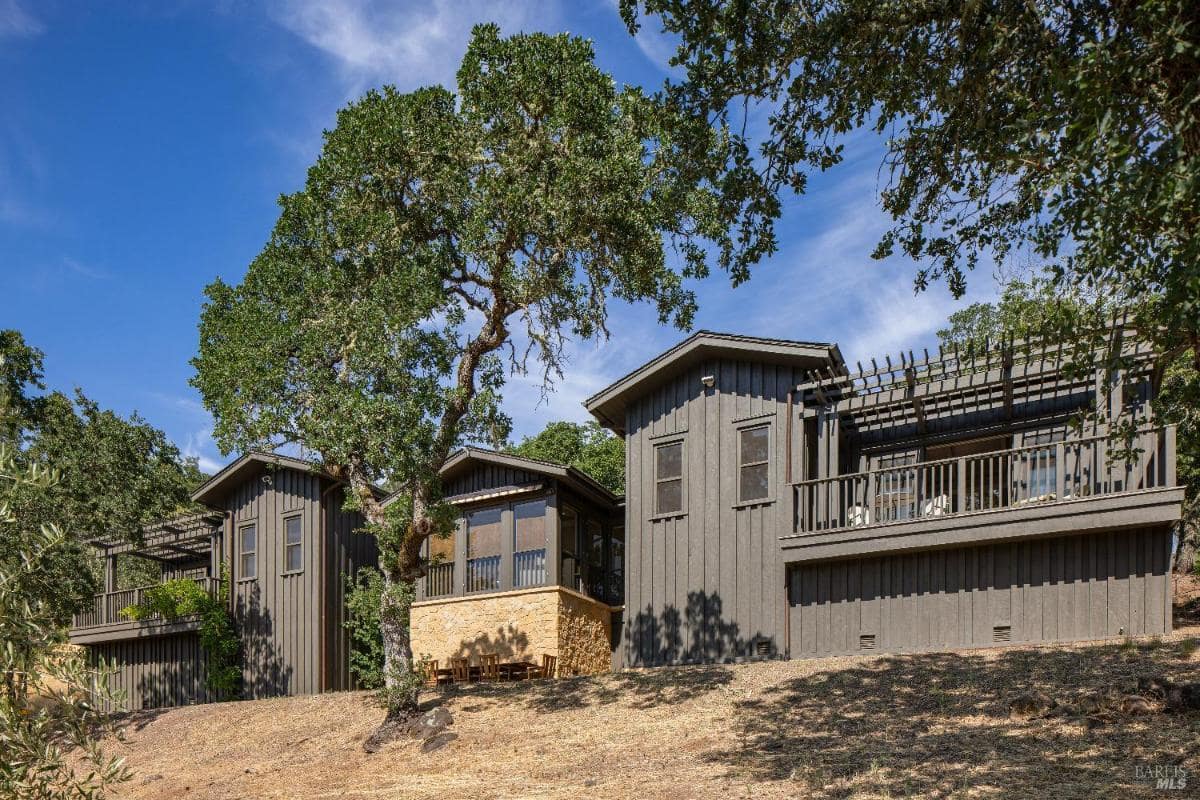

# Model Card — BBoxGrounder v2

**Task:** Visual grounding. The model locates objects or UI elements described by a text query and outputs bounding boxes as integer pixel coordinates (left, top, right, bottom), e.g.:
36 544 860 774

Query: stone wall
411 586 613 675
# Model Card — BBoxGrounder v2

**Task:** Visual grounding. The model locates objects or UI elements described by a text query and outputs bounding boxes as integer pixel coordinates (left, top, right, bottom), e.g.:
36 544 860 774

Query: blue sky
0 0 1000 474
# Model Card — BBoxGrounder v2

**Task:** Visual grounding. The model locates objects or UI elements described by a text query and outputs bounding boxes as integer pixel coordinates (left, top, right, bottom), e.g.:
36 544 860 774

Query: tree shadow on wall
449 624 531 663
628 591 776 666
703 637 1200 799
236 587 293 700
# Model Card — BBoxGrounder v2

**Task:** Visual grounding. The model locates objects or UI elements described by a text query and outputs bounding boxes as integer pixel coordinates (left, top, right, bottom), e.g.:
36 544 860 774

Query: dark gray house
72 452 377 709
584 331 1182 665
71 330 1183 709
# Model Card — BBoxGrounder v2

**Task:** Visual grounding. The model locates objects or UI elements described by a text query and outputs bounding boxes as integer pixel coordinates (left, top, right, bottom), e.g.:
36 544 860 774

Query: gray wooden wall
623 357 806 666
90 634 210 711
787 526 1173 657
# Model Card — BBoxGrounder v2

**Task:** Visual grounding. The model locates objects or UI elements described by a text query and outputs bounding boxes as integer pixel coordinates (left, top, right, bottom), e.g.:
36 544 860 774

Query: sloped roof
380 447 620 510
584 330 843 435
190 451 383 508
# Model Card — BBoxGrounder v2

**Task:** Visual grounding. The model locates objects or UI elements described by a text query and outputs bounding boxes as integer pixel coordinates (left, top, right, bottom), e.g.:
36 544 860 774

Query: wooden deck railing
513 548 547 588
794 427 1175 534
71 576 221 629
466 555 501 593
424 563 455 598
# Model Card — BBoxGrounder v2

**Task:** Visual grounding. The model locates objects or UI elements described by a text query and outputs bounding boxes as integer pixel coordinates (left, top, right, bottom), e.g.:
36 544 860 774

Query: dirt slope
105 625 1200 800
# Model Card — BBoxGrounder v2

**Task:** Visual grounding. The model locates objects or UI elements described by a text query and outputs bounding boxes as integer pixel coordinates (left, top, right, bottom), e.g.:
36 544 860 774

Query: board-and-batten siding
90 634 209 710
624 358 804 666
787 527 1173 656
226 467 324 698
444 464 544 496
323 487 378 691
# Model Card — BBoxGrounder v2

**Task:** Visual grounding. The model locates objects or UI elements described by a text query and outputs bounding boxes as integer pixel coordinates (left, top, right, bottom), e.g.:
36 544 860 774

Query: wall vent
753 638 771 657
858 634 877 651
993 625 1012 643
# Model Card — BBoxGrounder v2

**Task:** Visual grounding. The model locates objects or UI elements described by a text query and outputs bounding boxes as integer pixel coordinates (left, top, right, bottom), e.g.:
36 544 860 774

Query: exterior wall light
701 375 716 388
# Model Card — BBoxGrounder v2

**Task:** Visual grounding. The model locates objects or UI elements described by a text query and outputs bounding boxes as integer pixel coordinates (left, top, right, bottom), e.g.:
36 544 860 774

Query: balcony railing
71 576 221 629
425 563 455 598
794 428 1175 534
466 555 501 593
513 548 547 588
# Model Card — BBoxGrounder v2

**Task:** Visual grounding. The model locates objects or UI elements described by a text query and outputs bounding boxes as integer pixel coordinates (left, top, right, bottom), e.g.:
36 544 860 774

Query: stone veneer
411 585 614 676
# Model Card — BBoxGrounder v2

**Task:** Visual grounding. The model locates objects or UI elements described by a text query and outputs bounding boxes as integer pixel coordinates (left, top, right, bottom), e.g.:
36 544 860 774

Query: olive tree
191 24 765 730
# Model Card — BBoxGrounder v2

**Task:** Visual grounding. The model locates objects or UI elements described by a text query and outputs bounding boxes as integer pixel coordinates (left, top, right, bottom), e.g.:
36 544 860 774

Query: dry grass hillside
104 623 1200 800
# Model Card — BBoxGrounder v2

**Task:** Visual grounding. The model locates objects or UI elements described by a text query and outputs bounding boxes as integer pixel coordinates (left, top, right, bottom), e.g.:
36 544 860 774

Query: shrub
344 567 385 690
122 571 241 698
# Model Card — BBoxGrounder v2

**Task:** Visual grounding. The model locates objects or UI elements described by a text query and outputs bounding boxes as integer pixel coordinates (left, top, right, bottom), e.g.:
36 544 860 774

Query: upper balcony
69 576 222 645
783 427 1182 561
70 511 222 645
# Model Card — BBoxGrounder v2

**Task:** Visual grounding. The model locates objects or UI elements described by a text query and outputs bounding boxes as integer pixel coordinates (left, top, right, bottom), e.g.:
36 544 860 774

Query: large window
513 499 547 588
283 515 303 573
238 523 257 580
738 426 770 502
466 507 502 592
655 441 684 515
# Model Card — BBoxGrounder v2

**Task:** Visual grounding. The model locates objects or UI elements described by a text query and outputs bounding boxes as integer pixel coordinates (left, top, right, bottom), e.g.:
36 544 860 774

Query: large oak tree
623 0 1200 394
191 25 765 725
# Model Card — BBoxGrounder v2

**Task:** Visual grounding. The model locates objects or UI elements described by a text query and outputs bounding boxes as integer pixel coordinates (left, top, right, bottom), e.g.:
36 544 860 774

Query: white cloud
0 0 42 39
267 0 560 94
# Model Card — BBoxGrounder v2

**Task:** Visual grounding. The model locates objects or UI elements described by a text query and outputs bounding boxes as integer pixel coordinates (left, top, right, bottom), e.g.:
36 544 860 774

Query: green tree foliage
0 330 203 628
192 25 762 722
508 420 625 494
121 571 241 697
0 398 130 799
343 567 385 690
937 280 1200 573
623 0 1200 391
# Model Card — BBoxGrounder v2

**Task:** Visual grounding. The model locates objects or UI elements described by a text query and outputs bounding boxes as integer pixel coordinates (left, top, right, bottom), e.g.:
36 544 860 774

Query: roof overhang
381 448 619 510
584 330 843 435
190 450 383 509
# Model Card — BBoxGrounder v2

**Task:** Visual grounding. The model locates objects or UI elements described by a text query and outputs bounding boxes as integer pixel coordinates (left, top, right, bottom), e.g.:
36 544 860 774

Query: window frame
735 423 773 506
281 513 304 576
237 522 257 582
651 436 687 519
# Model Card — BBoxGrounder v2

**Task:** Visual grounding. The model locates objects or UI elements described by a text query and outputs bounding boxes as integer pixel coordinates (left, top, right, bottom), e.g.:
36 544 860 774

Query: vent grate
993 625 1012 643
859 633 877 651
753 638 771 657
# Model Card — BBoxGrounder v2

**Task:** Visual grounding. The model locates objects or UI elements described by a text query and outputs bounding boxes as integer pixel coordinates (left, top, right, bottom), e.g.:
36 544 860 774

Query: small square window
284 516 303 573
655 441 684 515
239 524 257 579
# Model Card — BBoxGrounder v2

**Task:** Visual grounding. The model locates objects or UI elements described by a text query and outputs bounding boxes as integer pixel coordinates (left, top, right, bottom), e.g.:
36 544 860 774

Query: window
239 523 257 580
283 515 303 573
466 507 502 592
560 506 579 590
428 531 454 563
655 441 683 515
513 500 547 588
608 525 625 605
738 426 770 502
584 518 604 597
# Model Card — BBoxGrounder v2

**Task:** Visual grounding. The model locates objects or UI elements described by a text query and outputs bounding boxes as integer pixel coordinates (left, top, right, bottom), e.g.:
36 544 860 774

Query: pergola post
103 552 118 593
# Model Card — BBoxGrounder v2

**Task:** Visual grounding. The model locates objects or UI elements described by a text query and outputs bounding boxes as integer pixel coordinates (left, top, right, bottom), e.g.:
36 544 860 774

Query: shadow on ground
705 637 1199 799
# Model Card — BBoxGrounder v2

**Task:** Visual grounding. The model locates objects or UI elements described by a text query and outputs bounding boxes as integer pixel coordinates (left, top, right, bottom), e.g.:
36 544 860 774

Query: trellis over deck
71 512 224 645
783 331 1179 551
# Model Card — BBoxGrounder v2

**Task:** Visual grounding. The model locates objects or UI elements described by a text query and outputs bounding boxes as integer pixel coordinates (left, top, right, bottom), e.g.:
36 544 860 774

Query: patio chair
479 653 501 683
534 653 557 679
449 657 471 685
423 659 439 688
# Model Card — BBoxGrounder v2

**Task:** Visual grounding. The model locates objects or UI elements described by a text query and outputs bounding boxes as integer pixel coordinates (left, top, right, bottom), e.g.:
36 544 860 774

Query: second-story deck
69 576 222 645
782 426 1181 564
